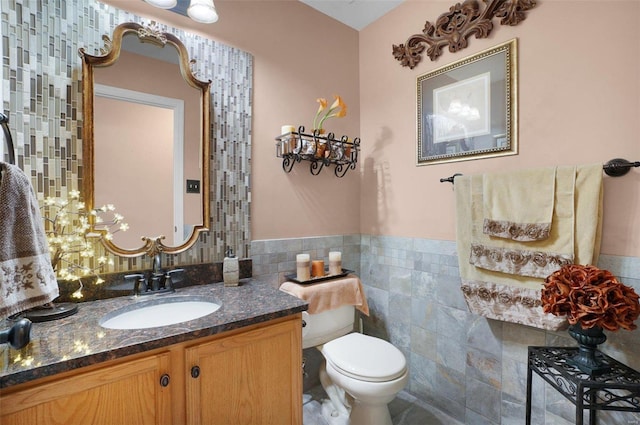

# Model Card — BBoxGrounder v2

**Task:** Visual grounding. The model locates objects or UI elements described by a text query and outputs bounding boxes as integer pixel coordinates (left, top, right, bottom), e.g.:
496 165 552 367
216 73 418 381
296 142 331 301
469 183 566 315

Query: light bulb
188 0 219 23
144 0 177 9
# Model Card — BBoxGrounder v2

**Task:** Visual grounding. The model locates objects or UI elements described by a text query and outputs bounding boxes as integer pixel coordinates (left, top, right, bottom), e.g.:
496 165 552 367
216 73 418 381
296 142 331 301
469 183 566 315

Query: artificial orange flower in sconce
313 95 347 131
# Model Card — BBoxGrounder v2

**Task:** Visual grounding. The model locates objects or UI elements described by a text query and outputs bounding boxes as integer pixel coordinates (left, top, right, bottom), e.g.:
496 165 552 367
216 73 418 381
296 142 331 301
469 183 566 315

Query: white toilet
302 305 408 425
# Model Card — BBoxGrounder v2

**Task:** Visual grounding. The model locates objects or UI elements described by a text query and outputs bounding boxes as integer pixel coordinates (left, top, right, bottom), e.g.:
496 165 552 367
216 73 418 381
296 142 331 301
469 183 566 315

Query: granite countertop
0 280 308 389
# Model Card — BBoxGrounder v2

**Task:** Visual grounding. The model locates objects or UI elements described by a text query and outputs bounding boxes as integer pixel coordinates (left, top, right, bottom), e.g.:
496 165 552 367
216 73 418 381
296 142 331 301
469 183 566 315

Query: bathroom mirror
80 21 211 257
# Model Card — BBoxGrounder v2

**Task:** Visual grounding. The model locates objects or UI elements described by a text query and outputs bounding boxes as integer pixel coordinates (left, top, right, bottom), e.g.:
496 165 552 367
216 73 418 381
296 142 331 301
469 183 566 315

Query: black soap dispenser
223 247 240 287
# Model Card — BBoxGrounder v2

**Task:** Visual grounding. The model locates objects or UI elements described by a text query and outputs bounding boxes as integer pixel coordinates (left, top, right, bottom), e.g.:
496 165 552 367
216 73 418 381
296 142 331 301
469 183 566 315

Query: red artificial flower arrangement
541 264 640 331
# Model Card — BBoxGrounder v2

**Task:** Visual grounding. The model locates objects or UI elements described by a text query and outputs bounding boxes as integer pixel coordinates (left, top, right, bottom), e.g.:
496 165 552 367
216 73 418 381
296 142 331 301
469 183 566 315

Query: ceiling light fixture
143 0 177 9
187 0 219 23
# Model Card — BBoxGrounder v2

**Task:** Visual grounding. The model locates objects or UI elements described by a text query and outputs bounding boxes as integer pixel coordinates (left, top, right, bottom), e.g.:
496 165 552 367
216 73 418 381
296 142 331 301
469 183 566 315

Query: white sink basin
100 296 221 330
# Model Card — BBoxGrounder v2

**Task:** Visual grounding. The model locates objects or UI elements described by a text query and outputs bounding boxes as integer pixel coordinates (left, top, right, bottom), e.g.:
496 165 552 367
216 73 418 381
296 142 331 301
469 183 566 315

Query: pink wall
101 1 640 258
199 1 361 241
359 0 640 257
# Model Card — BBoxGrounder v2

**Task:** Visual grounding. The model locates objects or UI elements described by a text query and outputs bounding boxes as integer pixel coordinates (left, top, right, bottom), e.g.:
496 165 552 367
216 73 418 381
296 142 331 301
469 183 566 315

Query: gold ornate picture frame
417 38 518 166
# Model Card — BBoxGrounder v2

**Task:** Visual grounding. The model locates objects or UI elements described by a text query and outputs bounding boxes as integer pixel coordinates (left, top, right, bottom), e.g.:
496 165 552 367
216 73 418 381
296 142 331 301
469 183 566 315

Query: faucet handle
125 273 146 295
164 269 185 290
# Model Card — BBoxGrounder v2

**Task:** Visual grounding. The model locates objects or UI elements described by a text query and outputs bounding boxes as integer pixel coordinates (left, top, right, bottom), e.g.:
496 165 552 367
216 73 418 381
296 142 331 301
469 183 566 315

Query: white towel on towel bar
482 167 556 241
471 167 576 279
455 163 603 330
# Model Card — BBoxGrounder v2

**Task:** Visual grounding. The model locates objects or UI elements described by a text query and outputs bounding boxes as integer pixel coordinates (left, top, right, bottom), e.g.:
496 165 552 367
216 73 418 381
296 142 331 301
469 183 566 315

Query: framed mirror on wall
3 0 254 274
80 21 211 257
417 38 518 166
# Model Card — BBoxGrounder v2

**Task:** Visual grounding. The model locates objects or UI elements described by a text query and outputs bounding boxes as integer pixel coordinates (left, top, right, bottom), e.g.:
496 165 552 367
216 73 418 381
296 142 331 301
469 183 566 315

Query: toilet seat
322 333 407 382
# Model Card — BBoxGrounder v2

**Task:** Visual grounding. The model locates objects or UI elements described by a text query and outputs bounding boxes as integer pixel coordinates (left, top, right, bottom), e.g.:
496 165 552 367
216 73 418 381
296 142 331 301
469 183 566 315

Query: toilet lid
322 333 407 382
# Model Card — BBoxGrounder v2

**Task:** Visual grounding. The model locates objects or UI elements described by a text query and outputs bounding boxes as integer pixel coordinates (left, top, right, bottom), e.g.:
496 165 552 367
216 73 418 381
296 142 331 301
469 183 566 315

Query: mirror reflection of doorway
94 84 184 248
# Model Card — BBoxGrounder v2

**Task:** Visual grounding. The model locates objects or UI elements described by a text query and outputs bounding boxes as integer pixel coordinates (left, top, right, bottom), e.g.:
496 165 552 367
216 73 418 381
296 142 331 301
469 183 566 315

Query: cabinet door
185 317 302 425
1 352 172 425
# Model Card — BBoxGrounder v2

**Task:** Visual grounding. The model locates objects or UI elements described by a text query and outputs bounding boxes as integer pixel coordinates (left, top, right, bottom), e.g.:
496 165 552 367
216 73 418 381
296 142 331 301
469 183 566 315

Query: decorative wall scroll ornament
392 0 536 69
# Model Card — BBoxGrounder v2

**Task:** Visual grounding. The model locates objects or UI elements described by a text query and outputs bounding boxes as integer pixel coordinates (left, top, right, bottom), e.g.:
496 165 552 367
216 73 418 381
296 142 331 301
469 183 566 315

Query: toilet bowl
320 332 408 425
300 305 408 425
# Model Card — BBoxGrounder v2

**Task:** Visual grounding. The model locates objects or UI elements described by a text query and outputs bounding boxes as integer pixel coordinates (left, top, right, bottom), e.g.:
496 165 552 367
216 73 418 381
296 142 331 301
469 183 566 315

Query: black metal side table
526 346 640 425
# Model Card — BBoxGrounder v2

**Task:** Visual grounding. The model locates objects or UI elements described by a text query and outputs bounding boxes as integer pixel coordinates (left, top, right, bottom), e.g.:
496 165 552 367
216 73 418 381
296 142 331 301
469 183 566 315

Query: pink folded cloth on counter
279 275 370 316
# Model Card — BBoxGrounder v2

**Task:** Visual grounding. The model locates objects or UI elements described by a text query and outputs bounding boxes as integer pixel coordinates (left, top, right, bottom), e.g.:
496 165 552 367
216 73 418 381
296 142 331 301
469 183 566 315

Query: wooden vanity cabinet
1 352 172 425
0 314 303 425
185 316 303 425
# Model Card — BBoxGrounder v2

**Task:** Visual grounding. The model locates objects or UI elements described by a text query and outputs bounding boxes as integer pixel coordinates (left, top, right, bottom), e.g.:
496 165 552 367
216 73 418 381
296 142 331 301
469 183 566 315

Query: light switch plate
186 179 200 193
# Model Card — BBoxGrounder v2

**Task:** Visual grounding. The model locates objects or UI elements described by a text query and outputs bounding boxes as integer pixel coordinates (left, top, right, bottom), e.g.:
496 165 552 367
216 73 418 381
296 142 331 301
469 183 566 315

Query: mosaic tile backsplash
1 0 253 272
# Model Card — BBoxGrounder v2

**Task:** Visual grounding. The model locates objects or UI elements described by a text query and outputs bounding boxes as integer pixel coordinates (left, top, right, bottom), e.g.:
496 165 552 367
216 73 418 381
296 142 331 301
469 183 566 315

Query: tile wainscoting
251 234 640 425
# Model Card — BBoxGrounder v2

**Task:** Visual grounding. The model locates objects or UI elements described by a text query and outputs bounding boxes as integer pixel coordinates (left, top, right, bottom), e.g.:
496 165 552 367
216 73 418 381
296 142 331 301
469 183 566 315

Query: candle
329 251 342 275
311 260 325 277
296 254 310 281
281 125 297 153
281 125 295 136
344 138 352 158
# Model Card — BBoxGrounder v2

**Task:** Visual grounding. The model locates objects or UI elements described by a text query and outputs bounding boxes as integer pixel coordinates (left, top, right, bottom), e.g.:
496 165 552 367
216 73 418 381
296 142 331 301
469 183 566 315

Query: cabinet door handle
191 365 200 378
160 374 170 387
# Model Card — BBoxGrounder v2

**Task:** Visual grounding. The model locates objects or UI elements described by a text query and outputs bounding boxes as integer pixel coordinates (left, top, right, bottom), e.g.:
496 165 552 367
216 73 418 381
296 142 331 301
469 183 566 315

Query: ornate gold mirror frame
393 0 536 69
79 21 211 258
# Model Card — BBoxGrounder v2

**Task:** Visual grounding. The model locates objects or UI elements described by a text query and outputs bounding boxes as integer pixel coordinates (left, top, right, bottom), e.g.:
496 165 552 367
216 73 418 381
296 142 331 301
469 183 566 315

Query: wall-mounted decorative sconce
144 0 219 24
276 126 360 178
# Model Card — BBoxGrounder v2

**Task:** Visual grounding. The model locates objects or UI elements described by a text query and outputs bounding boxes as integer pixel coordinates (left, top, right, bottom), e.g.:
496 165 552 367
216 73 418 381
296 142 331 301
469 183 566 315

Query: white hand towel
482 167 556 241
0 162 59 319
471 167 576 279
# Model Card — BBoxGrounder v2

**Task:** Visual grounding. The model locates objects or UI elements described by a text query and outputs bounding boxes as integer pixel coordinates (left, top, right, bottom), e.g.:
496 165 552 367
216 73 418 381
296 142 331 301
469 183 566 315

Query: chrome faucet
149 253 165 291
152 253 162 275
123 252 182 296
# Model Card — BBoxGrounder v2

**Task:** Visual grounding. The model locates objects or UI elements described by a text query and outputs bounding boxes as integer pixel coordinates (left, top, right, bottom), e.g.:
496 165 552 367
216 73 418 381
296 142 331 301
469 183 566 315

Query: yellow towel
483 167 557 241
471 166 576 279
573 164 604 266
279 275 369 315
455 163 603 331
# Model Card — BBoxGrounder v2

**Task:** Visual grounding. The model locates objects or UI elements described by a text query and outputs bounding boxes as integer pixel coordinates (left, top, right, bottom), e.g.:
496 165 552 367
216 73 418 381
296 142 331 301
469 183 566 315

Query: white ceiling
169 1 403 31
298 0 405 31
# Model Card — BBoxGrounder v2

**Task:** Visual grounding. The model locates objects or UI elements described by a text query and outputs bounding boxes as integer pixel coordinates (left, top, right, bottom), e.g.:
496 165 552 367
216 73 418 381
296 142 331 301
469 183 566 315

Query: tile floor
303 385 463 425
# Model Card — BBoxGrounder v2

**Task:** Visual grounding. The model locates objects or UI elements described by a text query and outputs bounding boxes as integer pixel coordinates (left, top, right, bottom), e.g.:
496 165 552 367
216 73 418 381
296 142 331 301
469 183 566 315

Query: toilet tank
302 305 355 349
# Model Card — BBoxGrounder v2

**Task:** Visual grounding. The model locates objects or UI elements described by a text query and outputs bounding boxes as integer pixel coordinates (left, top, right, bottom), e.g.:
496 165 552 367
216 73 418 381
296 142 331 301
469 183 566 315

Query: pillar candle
296 254 310 281
281 125 295 135
281 125 297 153
329 251 342 275
311 260 325 278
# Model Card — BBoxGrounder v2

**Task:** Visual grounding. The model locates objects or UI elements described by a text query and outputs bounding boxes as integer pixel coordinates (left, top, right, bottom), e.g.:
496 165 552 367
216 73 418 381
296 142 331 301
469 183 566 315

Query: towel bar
1 113 16 165
439 173 462 184
440 158 640 183
603 158 640 177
